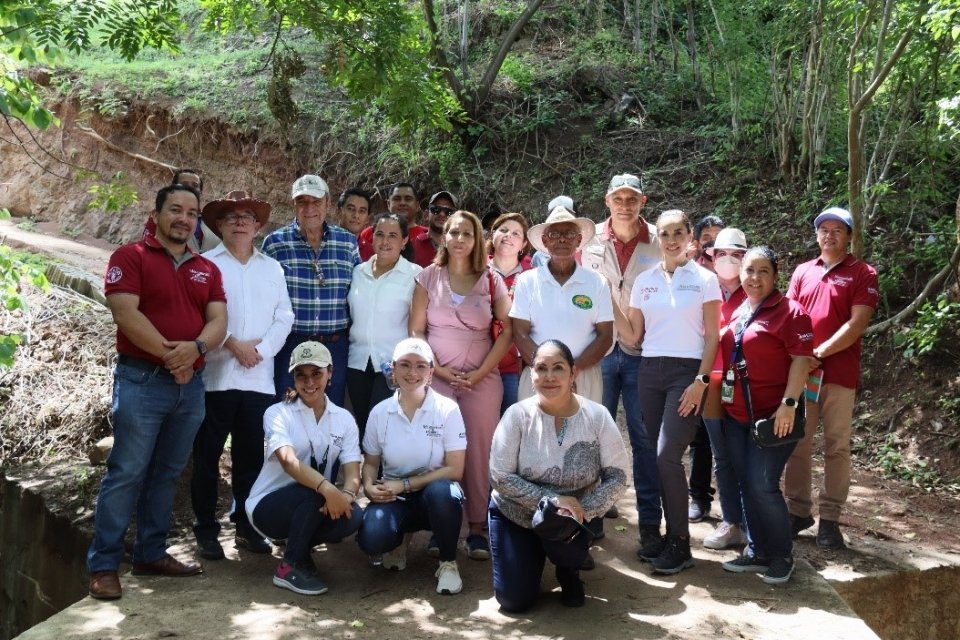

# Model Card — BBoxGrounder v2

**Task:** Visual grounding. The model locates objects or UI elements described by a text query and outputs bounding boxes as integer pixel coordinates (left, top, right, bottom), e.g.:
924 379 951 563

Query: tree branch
74 124 177 171
473 0 547 111
422 0 464 105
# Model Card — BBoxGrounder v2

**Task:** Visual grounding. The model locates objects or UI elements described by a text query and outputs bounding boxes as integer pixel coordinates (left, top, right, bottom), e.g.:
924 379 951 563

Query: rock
88 437 113 465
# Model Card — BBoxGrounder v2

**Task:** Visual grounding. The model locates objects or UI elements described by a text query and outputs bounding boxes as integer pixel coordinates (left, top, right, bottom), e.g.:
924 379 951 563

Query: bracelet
402 478 411 493
342 489 357 499
316 478 327 493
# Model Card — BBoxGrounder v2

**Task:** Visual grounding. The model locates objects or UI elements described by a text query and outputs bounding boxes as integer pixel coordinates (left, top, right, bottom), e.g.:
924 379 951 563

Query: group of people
86 167 877 611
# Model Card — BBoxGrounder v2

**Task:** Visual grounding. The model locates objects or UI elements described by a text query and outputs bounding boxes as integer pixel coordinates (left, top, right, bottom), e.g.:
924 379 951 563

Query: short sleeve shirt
104 234 226 366
629 261 722 359
509 264 614 360
787 254 878 388
363 388 467 479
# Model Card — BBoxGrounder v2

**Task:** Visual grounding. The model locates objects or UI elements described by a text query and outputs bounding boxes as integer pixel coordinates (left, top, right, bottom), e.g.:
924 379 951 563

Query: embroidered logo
829 274 853 287
106 266 122 284
423 424 444 438
799 332 814 342
677 284 702 293
331 434 344 448
189 269 210 284
571 295 593 310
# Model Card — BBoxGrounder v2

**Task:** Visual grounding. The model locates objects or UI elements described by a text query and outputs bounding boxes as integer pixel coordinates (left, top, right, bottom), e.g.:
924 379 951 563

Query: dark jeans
500 371 519 417
637 356 701 538
357 480 464 561
251 483 362 566
722 415 796 560
346 361 393 445
704 417 743 525
688 420 715 506
489 502 594 613
602 345 662 526
274 332 349 407
191 389 273 541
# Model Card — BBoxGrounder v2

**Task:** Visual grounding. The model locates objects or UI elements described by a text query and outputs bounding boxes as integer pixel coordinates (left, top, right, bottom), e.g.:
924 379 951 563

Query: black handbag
531 497 595 543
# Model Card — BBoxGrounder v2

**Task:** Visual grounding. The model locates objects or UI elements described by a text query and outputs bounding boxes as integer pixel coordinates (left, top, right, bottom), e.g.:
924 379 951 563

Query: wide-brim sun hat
527 206 596 255
201 190 271 237
706 228 748 256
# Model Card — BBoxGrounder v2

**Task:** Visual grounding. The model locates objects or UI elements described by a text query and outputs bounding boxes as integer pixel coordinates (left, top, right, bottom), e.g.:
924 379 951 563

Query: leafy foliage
0 235 49 369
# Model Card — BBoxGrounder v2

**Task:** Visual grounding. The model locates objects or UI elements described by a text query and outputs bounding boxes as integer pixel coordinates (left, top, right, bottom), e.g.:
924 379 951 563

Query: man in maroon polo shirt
357 182 427 260
87 183 227 600
410 190 458 267
783 206 878 549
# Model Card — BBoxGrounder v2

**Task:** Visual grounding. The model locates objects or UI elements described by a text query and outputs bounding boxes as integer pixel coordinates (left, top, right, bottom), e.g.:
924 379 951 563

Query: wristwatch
695 374 710 385
195 339 208 355
781 397 798 408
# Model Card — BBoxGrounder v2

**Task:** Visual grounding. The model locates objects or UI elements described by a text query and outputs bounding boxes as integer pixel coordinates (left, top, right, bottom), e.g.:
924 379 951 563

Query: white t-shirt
509 264 614 359
245 397 362 534
628 260 721 359
363 388 467 480
347 256 422 371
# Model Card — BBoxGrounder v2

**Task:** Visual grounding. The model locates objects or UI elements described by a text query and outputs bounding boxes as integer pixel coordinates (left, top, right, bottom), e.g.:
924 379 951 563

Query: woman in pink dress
410 210 513 559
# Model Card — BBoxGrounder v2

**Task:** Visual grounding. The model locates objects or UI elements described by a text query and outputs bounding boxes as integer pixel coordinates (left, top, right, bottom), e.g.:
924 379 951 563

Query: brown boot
89 571 122 600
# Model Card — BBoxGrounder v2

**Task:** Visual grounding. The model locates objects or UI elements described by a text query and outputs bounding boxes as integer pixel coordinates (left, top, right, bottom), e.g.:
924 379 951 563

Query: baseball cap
606 173 643 196
288 341 333 372
392 338 434 364
428 191 459 207
292 175 329 200
813 207 853 230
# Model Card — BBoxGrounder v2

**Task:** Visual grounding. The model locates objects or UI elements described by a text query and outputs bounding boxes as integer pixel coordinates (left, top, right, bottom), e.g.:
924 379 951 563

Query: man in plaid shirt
262 174 359 406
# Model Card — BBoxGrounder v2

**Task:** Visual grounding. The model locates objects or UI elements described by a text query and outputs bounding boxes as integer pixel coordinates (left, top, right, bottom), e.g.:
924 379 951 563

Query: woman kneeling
358 338 467 595
246 341 363 596
489 340 629 611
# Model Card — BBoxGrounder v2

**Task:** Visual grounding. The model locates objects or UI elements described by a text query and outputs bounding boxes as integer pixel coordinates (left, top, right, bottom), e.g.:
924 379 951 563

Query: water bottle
380 357 397 390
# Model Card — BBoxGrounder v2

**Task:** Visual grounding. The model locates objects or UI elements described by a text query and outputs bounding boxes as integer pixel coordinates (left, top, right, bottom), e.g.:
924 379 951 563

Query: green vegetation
0 233 49 369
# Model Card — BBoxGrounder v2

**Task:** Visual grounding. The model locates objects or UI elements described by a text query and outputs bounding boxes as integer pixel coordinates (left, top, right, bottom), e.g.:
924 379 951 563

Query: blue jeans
601 345 662 526
488 502 594 613
251 483 362 566
357 480 464 561
704 418 743 525
722 415 796 560
275 332 349 407
500 371 519 416
87 362 206 571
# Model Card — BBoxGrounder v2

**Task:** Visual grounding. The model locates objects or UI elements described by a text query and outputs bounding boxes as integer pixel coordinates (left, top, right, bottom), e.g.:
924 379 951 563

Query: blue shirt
261 220 359 334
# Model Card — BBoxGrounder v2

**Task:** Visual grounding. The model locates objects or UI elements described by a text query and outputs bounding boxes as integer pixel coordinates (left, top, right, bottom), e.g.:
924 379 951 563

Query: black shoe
652 535 694 575
556 567 585 607
604 505 620 519
235 534 273 554
816 519 845 549
580 552 595 571
790 514 816 538
196 537 225 560
636 525 665 562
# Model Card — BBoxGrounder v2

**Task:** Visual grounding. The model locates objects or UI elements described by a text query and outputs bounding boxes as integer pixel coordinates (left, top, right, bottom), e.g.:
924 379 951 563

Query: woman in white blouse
347 213 422 438
614 209 721 575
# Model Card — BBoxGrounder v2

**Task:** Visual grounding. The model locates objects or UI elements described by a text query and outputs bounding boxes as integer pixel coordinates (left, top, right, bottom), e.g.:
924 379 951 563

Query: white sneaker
703 521 747 550
435 560 463 594
382 533 411 571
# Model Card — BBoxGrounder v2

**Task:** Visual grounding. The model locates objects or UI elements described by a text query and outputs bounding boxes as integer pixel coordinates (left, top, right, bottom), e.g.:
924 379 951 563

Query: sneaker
273 561 328 595
688 500 709 523
435 560 463 594
196 537 225 560
465 534 490 560
382 533 411 571
790 514 815 537
426 534 440 558
556 567 585 607
604 505 620 518
235 534 272 554
722 553 771 573
762 557 795 584
816 519 845 549
636 525 665 562
703 522 747 550
652 535 694 575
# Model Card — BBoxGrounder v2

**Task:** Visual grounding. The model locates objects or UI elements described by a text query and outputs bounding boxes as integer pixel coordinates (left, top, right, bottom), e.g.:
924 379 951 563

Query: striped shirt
261 220 359 334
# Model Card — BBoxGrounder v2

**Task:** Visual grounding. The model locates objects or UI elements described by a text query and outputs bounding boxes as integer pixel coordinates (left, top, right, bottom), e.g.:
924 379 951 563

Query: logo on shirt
799 332 814 342
331 434 344 448
678 284 702 293
571 295 593 310
106 266 123 284
423 424 443 438
188 269 210 284
829 275 853 287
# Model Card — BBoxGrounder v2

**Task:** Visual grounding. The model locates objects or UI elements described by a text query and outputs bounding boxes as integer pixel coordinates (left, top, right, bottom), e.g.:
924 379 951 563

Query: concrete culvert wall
834 566 960 640
0 475 90 640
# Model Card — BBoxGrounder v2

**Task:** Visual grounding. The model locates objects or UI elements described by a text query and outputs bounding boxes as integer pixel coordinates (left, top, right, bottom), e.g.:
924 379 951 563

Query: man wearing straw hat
190 190 294 561
509 206 614 402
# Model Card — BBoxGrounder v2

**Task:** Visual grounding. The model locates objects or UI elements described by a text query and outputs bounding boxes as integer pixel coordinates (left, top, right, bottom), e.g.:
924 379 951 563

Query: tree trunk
685 0 704 110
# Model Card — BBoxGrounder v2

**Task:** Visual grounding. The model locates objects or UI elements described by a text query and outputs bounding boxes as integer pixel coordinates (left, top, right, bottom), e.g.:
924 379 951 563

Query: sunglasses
429 205 455 216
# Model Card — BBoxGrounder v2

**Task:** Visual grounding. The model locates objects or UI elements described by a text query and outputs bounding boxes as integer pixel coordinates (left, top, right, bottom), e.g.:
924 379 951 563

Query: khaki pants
783 383 856 522
517 364 603 404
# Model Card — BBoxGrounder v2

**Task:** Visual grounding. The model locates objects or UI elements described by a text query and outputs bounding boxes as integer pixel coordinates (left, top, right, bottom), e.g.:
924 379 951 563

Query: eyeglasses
395 361 432 373
544 229 580 240
223 214 257 225
429 205 455 216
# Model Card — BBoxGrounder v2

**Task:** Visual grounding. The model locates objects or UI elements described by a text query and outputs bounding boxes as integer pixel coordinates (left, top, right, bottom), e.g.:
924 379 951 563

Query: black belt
117 354 175 377
292 329 348 344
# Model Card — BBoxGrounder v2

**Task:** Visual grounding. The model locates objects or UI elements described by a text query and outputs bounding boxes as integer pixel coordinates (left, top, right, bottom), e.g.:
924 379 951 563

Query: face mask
714 255 742 280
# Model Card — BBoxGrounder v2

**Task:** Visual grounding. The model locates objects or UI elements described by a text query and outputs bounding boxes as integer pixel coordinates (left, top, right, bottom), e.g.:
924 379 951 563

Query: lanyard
731 295 771 367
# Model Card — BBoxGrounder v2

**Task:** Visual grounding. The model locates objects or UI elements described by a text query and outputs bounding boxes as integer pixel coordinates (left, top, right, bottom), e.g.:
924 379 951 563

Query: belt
117 354 174 377
292 329 348 344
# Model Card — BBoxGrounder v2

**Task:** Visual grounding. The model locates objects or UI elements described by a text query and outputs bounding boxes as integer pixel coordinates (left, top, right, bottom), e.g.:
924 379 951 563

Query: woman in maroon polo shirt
718 246 813 585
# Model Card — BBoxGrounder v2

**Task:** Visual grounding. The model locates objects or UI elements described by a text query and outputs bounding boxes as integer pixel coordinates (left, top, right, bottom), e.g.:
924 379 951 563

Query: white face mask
714 255 742 280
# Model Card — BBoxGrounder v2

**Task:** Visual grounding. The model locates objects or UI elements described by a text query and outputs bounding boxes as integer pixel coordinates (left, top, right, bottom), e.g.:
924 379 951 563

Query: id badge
720 369 735 404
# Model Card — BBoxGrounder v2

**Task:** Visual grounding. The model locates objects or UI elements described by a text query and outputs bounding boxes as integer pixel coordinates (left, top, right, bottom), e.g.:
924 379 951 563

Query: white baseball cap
392 338 434 364
292 174 329 200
